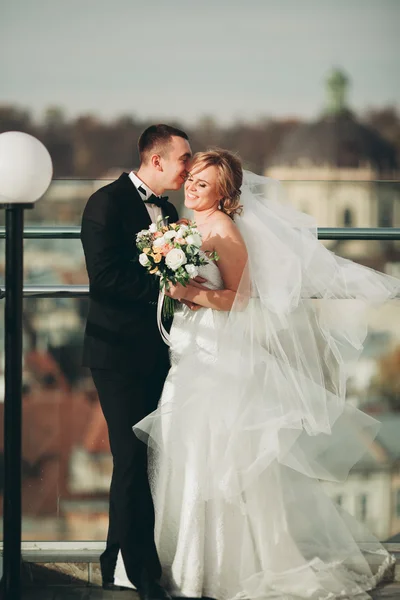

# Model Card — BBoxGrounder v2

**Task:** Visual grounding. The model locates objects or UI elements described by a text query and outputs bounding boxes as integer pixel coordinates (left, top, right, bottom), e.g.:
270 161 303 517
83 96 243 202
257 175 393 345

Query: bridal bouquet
136 216 217 317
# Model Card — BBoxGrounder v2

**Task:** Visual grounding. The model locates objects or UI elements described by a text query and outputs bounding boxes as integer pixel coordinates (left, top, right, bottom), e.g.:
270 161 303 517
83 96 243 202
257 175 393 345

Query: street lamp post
0 132 52 599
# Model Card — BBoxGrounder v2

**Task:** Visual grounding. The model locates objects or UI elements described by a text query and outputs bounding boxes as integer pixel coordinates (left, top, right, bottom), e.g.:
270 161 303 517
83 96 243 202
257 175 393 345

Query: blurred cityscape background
0 0 399 543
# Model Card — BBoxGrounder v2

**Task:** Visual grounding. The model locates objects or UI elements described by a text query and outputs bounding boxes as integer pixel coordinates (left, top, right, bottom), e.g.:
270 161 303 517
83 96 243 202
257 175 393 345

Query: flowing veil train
116 172 400 599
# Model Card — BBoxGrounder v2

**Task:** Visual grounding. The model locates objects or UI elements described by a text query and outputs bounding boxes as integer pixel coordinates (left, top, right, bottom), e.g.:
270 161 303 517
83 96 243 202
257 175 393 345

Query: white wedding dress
115 173 400 599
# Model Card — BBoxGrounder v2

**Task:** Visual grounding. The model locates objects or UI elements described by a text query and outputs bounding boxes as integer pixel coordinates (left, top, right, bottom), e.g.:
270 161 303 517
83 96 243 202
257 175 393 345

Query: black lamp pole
1 203 32 600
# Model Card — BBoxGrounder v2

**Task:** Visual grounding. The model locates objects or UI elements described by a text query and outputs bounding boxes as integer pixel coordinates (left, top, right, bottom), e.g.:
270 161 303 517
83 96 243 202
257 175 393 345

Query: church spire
325 68 349 115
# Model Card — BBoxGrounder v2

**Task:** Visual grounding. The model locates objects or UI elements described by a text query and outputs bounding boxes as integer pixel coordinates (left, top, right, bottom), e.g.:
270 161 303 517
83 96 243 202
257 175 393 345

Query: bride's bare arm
166 220 248 312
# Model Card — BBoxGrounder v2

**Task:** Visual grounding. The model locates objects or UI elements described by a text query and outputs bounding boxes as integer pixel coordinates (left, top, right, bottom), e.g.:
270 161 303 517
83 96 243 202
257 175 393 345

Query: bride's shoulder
212 212 243 240
212 211 239 232
211 213 247 259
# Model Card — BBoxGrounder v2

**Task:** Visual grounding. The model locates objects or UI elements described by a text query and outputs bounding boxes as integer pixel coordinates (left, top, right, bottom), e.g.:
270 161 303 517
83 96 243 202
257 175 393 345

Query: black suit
80 172 178 586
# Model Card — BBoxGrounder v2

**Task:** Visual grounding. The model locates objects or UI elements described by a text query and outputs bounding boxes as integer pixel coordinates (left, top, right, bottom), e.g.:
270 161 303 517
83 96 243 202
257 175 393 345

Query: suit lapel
117 173 152 233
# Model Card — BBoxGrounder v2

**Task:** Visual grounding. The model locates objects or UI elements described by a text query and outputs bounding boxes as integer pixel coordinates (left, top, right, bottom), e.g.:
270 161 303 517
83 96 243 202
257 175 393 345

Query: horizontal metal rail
0 226 83 240
1 226 400 240
0 285 89 298
0 285 399 300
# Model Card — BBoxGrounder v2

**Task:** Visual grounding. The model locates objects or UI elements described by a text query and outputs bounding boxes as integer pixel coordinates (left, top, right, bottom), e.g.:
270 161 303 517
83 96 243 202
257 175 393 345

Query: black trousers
91 363 168 587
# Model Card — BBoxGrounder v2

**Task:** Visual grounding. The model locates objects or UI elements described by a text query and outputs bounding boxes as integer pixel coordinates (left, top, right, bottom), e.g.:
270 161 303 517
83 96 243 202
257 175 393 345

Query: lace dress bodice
196 257 224 291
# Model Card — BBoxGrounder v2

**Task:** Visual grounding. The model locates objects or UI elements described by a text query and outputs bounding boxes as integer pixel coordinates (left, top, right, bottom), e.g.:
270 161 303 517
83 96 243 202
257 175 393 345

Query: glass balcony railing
0 178 399 544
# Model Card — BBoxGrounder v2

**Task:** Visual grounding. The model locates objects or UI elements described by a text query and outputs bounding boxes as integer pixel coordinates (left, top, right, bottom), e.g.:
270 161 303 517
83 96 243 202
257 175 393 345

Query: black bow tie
144 194 169 208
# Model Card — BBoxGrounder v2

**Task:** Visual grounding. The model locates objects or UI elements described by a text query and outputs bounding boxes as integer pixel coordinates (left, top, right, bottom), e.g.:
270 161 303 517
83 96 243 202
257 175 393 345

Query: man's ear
150 153 163 171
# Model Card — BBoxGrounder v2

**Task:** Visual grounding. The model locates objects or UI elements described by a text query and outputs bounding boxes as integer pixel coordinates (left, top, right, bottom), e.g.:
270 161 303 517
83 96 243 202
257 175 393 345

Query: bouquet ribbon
157 288 171 346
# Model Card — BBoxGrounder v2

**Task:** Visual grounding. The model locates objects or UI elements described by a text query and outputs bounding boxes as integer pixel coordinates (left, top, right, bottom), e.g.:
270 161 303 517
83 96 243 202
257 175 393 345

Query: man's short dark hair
138 124 189 164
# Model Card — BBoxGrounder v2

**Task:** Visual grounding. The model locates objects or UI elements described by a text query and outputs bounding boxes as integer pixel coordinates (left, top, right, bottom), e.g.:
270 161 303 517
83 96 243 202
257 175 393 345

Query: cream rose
175 226 189 238
164 230 177 241
185 264 199 278
139 253 150 267
153 236 166 247
186 233 202 247
165 248 187 271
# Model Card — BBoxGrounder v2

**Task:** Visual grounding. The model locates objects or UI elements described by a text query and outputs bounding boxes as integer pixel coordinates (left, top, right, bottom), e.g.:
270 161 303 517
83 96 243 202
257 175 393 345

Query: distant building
0 361 111 541
266 69 400 269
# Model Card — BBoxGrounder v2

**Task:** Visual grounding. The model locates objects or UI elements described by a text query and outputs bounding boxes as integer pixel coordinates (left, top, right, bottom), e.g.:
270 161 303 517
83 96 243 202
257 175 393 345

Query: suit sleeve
81 191 159 304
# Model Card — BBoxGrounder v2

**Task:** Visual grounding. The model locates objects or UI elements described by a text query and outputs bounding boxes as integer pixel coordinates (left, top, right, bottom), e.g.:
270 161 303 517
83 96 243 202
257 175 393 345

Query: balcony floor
0 541 396 599
14 583 400 600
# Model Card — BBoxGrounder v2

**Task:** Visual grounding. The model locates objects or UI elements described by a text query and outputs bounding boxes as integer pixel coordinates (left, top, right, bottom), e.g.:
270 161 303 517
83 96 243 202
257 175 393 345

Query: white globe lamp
0 131 52 204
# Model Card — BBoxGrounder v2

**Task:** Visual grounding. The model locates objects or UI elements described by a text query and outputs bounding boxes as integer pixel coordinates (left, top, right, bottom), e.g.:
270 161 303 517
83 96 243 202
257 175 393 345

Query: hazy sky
1 0 399 125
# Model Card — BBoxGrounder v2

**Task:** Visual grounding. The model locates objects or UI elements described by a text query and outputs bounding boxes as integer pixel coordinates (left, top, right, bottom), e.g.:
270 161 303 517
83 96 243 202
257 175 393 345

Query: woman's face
184 165 221 212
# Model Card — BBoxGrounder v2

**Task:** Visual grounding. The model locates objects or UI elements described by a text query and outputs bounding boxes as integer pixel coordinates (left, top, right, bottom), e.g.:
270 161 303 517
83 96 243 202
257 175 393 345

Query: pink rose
161 243 173 256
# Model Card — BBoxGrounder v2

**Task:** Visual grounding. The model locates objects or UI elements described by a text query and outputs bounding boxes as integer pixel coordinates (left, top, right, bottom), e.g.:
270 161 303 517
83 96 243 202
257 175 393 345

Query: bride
115 149 400 599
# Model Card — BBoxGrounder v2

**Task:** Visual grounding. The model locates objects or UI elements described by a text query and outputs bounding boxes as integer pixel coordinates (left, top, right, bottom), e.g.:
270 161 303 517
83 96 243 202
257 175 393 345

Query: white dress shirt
128 171 163 224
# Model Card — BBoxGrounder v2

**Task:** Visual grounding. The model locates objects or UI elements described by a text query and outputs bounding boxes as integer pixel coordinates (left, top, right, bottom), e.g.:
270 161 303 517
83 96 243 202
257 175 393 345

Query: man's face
160 136 192 190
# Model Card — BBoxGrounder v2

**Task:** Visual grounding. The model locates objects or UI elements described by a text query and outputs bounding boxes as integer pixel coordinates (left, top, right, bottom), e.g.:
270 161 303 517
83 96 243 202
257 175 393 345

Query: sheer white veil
237 170 399 311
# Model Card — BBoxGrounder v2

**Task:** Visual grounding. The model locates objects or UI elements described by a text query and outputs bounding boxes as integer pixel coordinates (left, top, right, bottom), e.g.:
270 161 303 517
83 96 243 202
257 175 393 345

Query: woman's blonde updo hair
189 149 243 219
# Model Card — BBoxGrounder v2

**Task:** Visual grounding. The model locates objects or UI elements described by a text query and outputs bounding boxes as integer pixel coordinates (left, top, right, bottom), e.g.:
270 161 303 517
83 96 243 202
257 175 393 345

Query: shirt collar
128 171 157 201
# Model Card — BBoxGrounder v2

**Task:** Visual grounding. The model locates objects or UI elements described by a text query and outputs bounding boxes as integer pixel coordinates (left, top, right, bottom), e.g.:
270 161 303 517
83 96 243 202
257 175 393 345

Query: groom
81 124 192 598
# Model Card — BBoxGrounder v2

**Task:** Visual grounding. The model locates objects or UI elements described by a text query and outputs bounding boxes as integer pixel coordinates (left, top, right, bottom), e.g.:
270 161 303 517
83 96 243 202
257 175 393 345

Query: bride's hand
165 276 207 300
165 282 187 301
193 275 207 285
181 299 202 312
187 279 208 290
